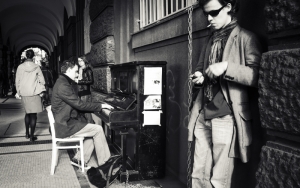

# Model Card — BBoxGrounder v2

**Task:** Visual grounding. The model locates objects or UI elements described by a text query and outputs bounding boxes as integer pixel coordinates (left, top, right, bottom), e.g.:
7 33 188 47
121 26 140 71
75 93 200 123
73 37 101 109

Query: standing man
51 60 114 168
188 0 262 187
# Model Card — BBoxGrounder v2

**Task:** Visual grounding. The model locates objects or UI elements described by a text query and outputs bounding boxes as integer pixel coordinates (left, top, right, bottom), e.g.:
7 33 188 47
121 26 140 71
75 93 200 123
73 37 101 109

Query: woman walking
15 49 45 142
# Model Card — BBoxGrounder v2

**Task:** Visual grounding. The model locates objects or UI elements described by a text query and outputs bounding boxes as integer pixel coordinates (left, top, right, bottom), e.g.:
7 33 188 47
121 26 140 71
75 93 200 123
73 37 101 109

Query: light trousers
71 123 111 166
192 110 235 188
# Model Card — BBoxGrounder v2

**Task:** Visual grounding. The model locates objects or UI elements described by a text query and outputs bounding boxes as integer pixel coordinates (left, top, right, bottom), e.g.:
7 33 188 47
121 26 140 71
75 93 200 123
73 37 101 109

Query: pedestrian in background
10 66 17 96
41 61 54 106
15 49 46 142
1 65 9 98
76 56 94 123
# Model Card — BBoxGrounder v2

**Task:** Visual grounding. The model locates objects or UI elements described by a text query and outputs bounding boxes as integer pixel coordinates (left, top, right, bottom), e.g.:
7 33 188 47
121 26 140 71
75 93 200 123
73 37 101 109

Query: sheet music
144 67 162 95
144 95 161 110
142 110 162 126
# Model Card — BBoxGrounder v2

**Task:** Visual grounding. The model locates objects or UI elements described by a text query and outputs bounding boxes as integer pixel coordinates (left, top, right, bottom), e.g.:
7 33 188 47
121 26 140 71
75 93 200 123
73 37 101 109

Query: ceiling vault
0 0 76 55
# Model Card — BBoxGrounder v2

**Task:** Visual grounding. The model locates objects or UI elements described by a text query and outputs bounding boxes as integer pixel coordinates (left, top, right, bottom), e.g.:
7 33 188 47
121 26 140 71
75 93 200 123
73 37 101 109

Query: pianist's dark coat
51 74 103 138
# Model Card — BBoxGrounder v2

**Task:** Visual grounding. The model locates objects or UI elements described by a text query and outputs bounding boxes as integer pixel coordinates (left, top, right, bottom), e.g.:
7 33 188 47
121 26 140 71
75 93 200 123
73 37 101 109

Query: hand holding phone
190 71 205 84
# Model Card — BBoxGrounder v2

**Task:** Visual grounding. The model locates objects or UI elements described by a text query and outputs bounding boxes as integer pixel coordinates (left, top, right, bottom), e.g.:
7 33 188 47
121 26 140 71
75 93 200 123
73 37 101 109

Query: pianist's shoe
70 158 91 170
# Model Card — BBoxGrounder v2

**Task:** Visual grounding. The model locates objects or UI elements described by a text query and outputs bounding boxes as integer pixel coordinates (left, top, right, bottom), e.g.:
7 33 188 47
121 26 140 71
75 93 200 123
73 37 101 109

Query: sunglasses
203 5 227 17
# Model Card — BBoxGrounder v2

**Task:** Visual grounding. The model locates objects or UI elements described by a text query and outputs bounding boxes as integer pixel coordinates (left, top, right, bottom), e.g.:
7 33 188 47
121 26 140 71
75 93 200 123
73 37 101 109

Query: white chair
46 105 85 175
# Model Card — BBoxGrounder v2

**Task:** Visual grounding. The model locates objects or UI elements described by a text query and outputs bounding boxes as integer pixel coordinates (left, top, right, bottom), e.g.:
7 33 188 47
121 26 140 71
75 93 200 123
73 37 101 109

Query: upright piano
94 61 167 181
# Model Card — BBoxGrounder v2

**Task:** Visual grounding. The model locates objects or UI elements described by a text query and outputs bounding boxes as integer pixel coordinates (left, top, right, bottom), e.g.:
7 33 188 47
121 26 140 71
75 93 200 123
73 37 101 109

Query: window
139 0 198 28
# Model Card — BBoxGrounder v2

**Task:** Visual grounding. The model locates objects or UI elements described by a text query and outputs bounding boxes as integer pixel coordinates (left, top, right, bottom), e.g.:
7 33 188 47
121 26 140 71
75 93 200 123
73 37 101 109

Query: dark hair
199 0 239 16
26 49 35 59
41 61 46 67
78 56 90 68
60 60 76 73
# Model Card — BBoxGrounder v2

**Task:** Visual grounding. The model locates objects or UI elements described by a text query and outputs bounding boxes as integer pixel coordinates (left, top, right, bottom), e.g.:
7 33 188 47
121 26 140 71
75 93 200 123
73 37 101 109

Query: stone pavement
0 95 87 188
0 95 184 188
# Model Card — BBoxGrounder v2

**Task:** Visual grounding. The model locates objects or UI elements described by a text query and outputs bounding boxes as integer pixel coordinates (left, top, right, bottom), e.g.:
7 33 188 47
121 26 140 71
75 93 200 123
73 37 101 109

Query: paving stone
0 151 80 188
0 95 164 187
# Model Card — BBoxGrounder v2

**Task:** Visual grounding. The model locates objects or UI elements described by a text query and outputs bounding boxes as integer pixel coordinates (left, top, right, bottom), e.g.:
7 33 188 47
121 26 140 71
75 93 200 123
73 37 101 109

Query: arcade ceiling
0 0 76 55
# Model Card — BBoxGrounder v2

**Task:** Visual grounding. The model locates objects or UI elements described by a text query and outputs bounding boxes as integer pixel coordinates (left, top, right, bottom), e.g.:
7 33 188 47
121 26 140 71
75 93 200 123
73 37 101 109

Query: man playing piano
51 60 114 168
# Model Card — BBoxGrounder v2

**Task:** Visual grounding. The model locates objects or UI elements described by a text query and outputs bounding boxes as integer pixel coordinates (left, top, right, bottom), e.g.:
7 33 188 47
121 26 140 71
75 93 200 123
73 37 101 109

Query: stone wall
88 0 115 98
91 66 111 93
89 36 115 66
256 0 300 187
258 49 300 134
89 0 114 22
264 0 300 34
256 141 300 188
90 7 114 45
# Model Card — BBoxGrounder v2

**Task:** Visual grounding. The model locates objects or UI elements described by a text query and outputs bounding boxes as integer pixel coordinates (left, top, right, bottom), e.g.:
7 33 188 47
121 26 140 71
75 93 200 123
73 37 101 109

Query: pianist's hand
101 103 114 110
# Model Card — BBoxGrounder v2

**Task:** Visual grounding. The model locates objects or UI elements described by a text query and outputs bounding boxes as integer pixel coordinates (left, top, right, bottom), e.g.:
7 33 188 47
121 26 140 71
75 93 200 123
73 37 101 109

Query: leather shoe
30 136 37 142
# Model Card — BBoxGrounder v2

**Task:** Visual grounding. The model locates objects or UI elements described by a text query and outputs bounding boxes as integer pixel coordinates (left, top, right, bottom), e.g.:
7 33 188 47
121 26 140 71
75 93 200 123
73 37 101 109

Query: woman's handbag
34 72 46 95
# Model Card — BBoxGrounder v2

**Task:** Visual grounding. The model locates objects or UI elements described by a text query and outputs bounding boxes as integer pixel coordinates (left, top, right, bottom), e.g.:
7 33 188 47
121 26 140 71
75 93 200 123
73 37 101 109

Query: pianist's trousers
71 123 111 166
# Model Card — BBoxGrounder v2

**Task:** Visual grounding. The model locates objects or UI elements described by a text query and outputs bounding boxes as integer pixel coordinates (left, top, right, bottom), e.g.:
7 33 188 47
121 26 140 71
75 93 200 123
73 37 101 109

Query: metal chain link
187 5 194 188
125 170 129 187
187 141 193 188
187 6 194 117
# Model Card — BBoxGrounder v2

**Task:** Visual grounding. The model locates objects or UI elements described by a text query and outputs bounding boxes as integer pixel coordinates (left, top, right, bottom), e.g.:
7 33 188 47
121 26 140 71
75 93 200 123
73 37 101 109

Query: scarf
205 18 238 101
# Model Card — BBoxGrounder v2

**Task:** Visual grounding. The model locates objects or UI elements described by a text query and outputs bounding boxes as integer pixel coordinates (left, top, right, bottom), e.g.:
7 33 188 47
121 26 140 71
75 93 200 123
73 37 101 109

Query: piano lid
109 61 167 68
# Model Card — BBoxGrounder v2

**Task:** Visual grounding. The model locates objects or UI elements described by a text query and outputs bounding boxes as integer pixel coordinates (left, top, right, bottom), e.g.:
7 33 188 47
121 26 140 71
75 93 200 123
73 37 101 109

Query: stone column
66 16 76 60
88 0 115 101
0 45 3 67
256 0 300 187
6 50 11 76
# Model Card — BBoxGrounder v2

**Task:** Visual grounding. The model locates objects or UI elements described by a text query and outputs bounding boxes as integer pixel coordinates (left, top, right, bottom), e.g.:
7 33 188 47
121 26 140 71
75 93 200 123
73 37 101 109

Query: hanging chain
187 141 193 188
187 6 194 118
125 170 129 187
187 5 194 188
